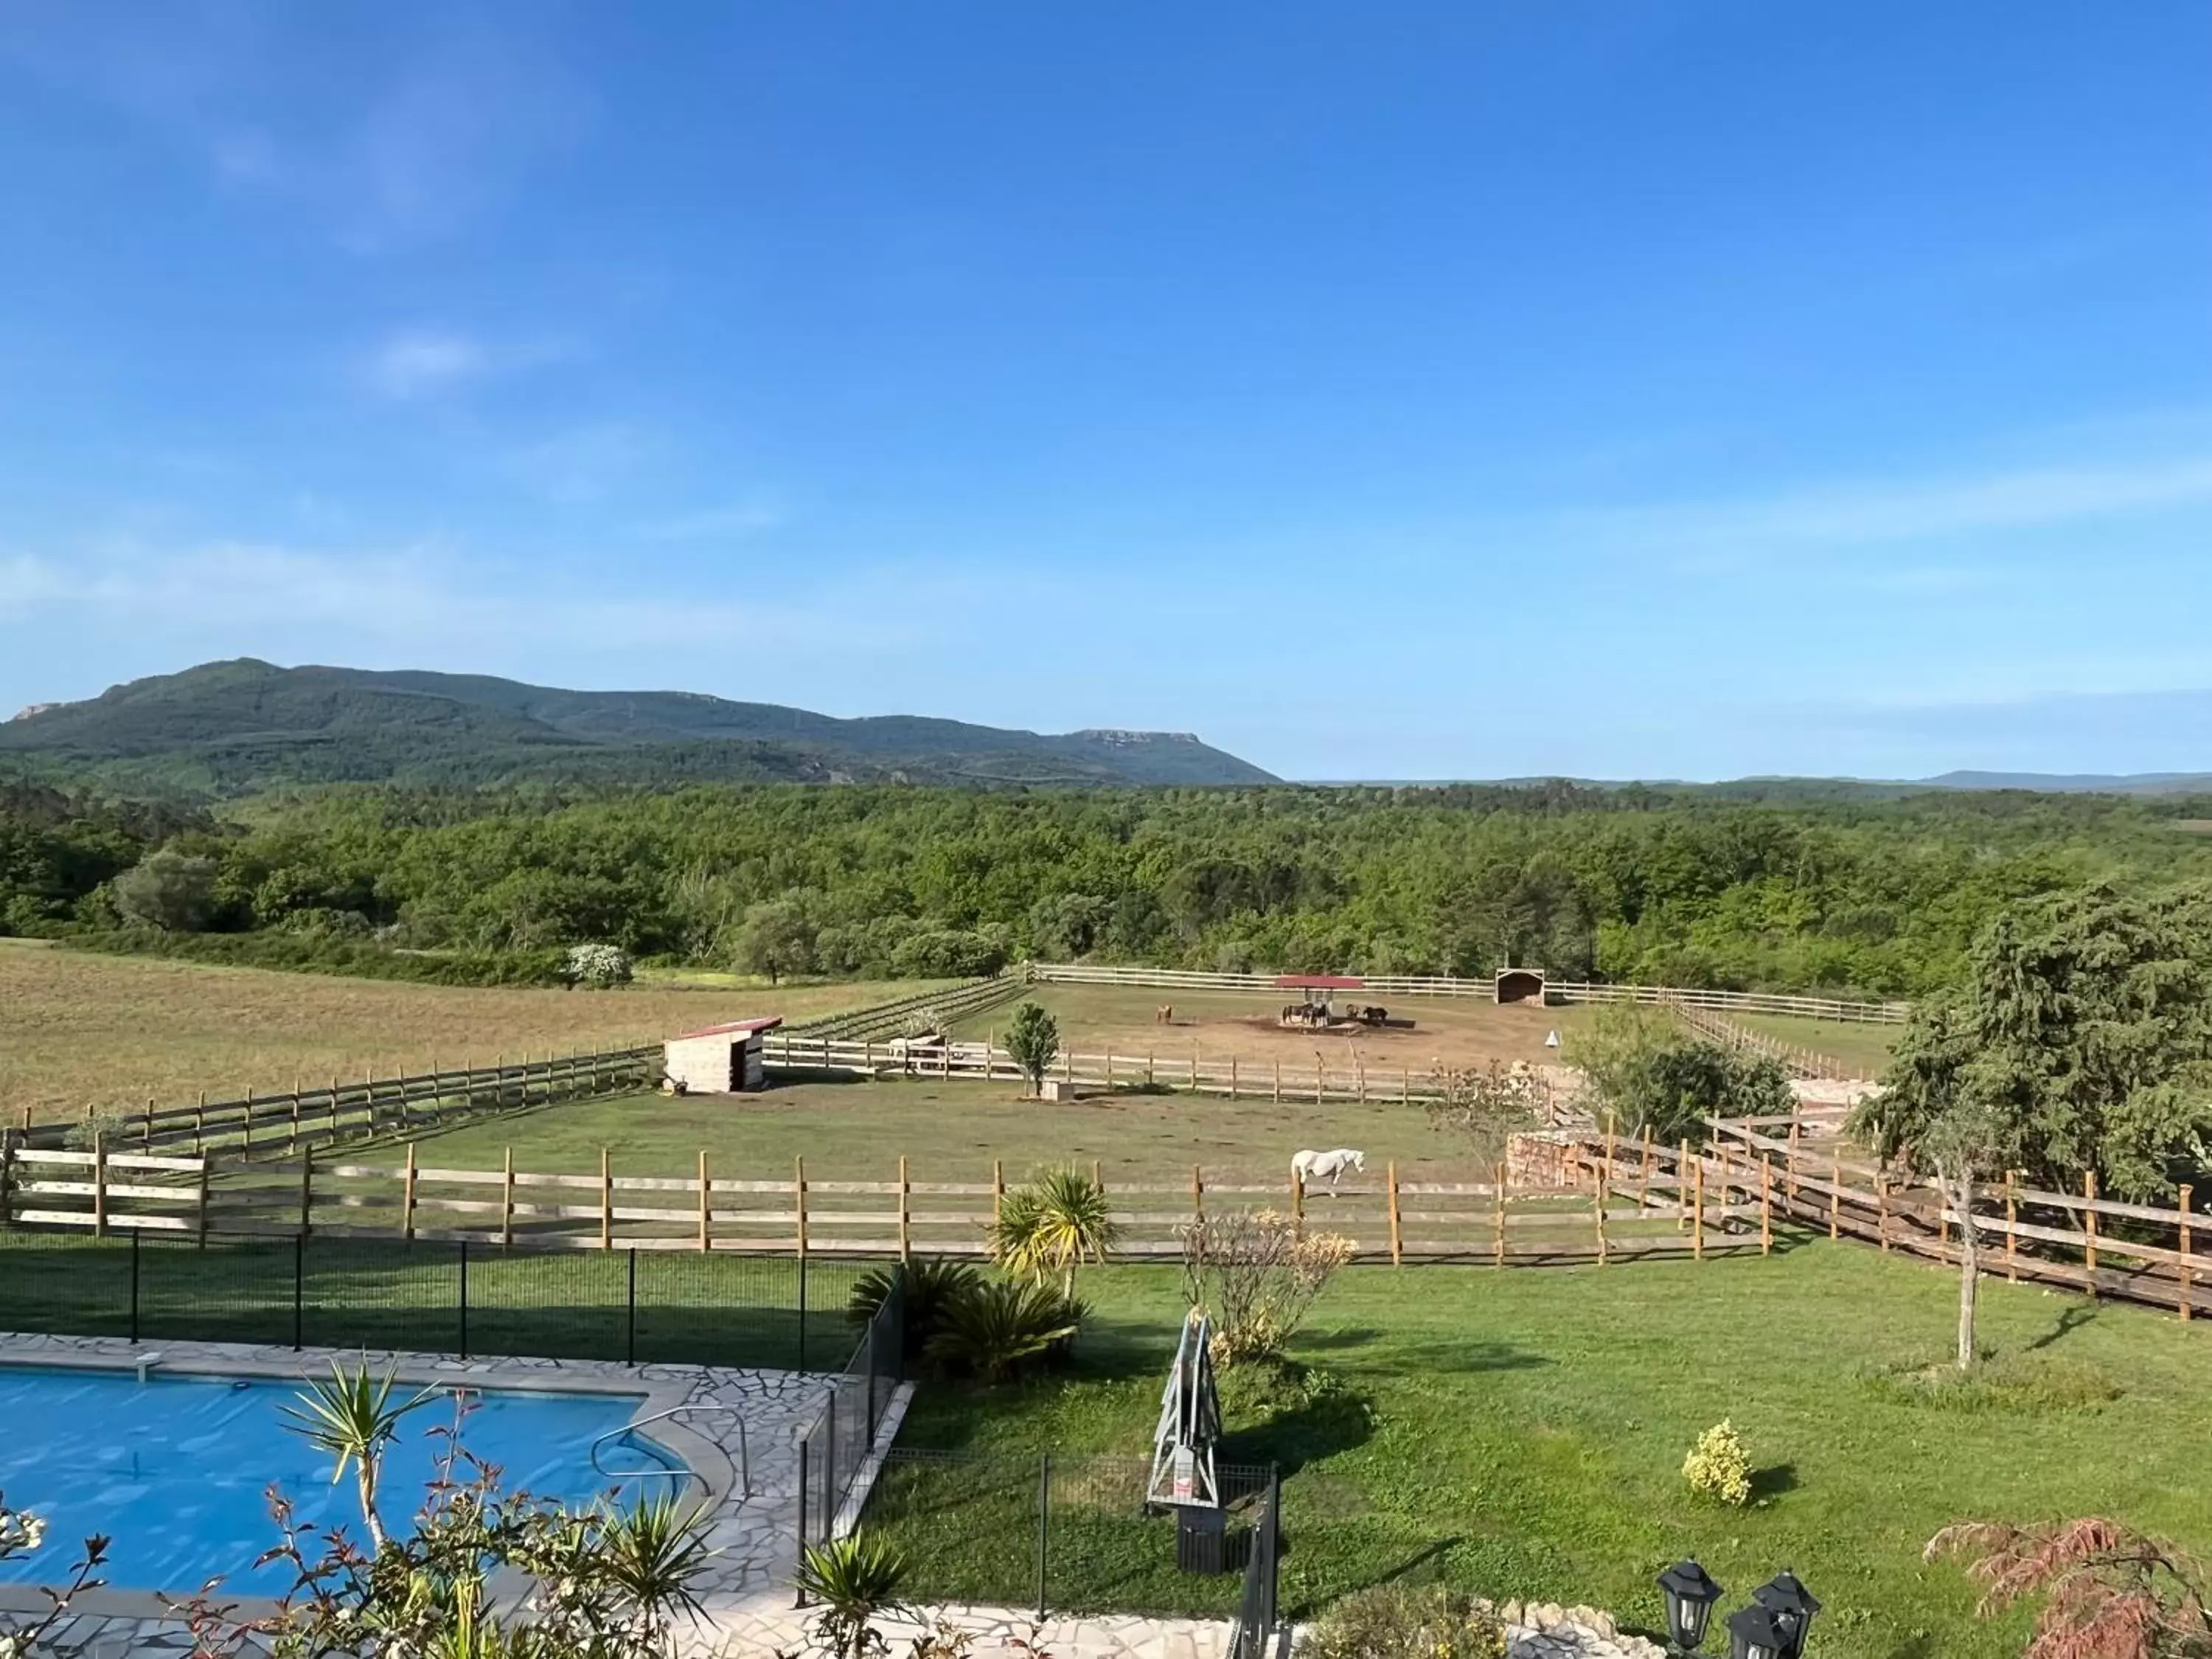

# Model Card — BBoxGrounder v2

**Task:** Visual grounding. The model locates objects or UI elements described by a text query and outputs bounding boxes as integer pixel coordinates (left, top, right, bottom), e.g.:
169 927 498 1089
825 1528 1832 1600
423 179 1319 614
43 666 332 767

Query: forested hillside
9 780 2212 996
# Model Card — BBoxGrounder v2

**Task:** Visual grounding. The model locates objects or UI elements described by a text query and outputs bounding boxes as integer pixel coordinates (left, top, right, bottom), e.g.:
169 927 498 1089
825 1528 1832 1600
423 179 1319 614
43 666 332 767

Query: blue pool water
0 1366 681 1592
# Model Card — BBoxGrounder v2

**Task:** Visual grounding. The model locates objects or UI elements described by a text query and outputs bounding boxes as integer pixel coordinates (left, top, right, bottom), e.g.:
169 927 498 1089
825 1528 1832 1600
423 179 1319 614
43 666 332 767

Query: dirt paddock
944 983 1593 1071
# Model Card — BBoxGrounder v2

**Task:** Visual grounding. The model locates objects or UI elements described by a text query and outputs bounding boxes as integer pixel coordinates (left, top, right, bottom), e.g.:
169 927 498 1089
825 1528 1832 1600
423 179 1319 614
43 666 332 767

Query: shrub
1683 1419 1753 1506
923 1277 1084 1385
1304 1582 1508 1659
63 1110 140 1152
848 1258 984 1362
891 928 1006 979
563 942 635 987
110 848 220 933
1180 1209 1355 1366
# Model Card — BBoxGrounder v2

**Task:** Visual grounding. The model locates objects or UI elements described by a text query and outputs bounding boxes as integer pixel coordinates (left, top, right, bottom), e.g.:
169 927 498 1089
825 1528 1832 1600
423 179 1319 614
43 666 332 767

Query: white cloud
365 329 491 399
1576 452 2212 552
360 327 574 400
633 504 786 542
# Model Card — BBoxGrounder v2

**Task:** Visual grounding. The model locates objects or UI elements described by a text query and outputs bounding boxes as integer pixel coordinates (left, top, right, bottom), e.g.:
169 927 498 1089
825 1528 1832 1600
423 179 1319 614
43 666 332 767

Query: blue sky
1 1 2208 782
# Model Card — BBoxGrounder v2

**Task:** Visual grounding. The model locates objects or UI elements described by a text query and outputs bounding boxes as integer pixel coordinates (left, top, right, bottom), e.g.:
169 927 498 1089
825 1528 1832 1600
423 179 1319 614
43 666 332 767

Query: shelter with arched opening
1494 968 1547 1005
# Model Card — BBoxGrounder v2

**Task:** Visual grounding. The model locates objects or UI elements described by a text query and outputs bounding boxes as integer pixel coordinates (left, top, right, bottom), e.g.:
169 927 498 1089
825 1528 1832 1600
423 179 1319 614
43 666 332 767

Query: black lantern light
1752 1571 1822 1658
1657 1559 1725 1653
1725 1603 1792 1659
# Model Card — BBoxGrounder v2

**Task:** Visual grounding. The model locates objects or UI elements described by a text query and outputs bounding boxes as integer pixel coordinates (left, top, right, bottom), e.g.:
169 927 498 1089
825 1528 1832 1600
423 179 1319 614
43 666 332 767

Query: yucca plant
924 1277 1084 1385
849 1257 983 1361
594 1492 714 1643
797 1529 910 1659
990 1165 1119 1295
282 1359 436 1551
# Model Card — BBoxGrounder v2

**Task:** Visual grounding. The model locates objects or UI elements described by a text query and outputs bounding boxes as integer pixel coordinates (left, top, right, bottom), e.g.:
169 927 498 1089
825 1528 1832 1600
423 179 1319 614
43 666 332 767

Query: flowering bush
563 942 634 988
1683 1419 1754 1506
1180 1210 1355 1366
1304 1582 1507 1659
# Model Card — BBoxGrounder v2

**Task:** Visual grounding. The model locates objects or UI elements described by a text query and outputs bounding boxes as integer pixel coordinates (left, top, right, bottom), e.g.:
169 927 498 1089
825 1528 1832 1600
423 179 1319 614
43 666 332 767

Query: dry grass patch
0 941 935 1125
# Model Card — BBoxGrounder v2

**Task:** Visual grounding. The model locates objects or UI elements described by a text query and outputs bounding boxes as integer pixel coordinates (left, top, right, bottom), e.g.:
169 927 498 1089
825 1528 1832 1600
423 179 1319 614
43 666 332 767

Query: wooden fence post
1388 1161 1402 1266
1691 1153 1705 1262
1759 1158 1773 1256
92 1130 108 1237
992 1158 1004 1226
403 1143 418 1243
698 1150 711 1253
1830 1154 1841 1239
899 1155 912 1262
500 1147 515 1249
299 1146 313 1239
2005 1169 2018 1282
1877 1170 1891 1251
2084 1169 2099 1296
1493 1161 1508 1268
600 1148 613 1250
1595 1165 1610 1265
142 1096 153 1151
195 1093 206 1155
1787 1116 1801 1200
1291 1168 1304 1237
1640 1127 1653 1211
1677 1139 1691 1233
1229 1057 1238 1099
2180 1184 2194 1321
796 1155 809 1259
196 1153 210 1247
1314 1057 1324 1107
1272 1060 1281 1104
1192 1164 1204 1224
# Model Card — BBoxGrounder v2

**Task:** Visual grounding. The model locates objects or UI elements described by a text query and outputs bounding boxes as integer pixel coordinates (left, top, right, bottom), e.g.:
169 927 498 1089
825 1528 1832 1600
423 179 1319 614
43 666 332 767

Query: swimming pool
0 1365 682 1593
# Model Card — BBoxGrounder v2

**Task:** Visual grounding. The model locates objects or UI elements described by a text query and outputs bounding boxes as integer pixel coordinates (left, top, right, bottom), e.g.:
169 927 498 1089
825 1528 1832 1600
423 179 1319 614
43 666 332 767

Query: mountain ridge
0 659 1279 795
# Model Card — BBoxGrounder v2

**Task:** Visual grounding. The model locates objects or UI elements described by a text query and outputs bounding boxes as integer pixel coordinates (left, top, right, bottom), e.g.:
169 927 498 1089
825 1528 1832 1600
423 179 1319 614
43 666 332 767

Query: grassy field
401 1074 1496 1185
1731 1012 1902 1074
871 1245 2212 1653
945 984 1595 1071
0 940 937 1126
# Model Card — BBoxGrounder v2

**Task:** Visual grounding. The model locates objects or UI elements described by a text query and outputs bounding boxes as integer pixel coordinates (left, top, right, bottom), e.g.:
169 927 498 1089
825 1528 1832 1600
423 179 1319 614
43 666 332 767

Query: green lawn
400 1075 1501 1185
869 1243 2211 1655
1730 1014 1900 1075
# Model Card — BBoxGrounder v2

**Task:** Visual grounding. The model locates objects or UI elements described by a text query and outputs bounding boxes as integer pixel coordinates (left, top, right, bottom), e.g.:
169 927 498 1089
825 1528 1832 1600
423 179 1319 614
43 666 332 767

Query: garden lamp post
1752 1571 1821 1658
1657 1559 1724 1654
1724 1603 1792 1659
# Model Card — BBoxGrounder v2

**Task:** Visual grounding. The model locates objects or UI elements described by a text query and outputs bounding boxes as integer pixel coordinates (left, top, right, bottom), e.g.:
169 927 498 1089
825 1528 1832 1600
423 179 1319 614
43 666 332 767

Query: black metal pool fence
796 1268 905 1562
0 1229 870 1372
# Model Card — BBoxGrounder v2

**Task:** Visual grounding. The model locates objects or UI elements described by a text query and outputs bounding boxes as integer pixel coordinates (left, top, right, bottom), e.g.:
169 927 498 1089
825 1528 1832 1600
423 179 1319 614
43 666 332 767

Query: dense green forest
10 779 2212 996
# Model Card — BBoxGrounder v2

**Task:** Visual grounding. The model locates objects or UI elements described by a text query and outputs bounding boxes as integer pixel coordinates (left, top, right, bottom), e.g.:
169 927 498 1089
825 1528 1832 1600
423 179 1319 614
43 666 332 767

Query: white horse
1291 1147 1366 1190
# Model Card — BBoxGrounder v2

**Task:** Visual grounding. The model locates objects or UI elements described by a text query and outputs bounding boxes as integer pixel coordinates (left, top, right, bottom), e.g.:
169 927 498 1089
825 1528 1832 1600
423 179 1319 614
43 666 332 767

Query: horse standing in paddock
1291 1148 1367 1190
1155 1004 1175 1024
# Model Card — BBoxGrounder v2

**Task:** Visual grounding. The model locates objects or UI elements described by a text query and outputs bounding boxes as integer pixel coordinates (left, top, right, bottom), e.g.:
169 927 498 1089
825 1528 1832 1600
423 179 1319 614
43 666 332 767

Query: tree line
7 778 2212 995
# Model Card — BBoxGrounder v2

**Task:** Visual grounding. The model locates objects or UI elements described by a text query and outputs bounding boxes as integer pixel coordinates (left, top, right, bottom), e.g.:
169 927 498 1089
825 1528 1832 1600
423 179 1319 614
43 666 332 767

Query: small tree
1180 1210 1354 1366
111 847 219 932
1927 1518 2212 1659
731 898 815 985
1568 1006 1793 1147
1425 1060 1546 1166
1004 1001 1060 1096
1852 998 2016 1370
563 942 634 988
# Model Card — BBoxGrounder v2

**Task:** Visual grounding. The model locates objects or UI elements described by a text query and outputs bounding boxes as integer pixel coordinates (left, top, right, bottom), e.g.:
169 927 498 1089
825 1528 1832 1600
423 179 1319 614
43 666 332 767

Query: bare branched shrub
1425 1060 1547 1164
1180 1209 1354 1366
1927 1518 2212 1659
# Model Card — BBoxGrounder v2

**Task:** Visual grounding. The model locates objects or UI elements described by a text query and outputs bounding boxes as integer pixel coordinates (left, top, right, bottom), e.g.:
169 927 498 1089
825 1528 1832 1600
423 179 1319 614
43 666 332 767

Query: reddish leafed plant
1927 1519 2212 1659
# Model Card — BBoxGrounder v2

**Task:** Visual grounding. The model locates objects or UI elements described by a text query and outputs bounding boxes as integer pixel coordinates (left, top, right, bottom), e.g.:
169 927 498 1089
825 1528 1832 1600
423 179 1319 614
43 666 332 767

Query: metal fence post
292 1231 304 1350
129 1229 141 1345
627 1248 639 1365
458 1239 470 1360
1265 1465 1281 1637
1037 1453 1051 1618
798 1250 808 1374
795 1437 811 1608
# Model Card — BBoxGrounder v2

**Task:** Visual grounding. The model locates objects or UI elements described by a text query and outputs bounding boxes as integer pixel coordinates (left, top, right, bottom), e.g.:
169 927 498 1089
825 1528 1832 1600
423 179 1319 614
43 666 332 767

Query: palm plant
989 1164 1118 1295
796 1529 910 1659
281 1359 435 1552
923 1278 1083 1385
594 1492 714 1643
849 1257 983 1361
